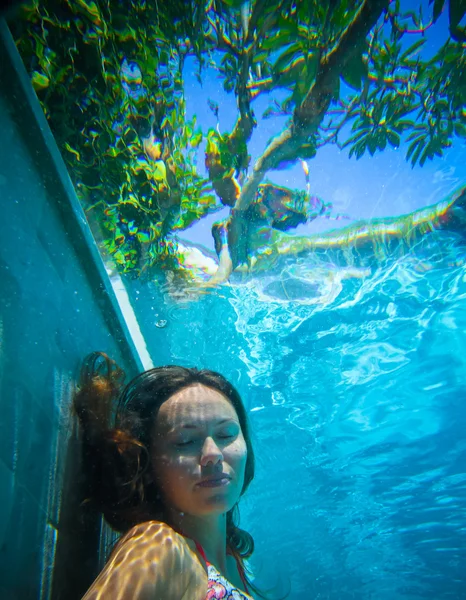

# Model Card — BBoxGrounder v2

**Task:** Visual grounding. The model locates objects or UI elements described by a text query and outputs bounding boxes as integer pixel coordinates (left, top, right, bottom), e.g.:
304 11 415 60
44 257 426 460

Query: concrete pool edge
0 17 149 374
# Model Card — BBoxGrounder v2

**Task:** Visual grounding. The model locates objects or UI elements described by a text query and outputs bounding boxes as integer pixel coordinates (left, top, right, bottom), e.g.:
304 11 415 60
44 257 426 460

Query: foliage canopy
11 0 466 280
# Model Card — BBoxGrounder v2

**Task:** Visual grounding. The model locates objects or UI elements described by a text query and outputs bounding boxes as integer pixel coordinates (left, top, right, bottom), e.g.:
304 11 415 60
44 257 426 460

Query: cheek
153 453 193 489
228 440 248 472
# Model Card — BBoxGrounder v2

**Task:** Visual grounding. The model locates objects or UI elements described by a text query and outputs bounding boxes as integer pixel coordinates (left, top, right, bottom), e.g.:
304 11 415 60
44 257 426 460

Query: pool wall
0 19 144 600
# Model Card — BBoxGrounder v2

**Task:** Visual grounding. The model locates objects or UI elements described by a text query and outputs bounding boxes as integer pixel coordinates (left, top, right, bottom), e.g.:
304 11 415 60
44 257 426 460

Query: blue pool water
4 3 465 597
131 231 466 599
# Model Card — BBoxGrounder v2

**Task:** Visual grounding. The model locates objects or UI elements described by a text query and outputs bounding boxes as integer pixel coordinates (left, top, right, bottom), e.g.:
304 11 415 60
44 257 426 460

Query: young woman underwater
75 352 262 600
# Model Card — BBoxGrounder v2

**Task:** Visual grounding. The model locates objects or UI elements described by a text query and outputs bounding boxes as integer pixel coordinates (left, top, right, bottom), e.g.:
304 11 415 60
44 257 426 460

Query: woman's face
151 384 247 517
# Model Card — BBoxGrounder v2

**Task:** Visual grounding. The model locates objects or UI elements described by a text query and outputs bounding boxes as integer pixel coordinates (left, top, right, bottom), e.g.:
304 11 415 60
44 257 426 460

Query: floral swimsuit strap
194 541 252 599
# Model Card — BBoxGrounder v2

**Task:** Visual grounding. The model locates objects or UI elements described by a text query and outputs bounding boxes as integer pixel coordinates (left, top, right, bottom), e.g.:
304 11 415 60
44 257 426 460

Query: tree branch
232 0 390 214
203 0 391 287
227 0 272 151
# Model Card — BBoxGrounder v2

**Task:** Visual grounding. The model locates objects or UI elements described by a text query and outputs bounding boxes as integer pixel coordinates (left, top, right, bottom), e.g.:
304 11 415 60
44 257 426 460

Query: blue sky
179 3 465 250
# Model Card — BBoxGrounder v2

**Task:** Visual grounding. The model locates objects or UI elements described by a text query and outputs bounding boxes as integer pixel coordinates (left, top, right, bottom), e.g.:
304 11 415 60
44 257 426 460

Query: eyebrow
179 418 237 430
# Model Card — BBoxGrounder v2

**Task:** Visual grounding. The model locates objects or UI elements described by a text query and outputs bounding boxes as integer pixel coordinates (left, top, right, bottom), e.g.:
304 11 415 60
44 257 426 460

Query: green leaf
372 102 384 124
330 0 353 28
221 53 237 73
377 130 387 150
299 142 316 159
350 117 362 132
331 77 341 101
355 140 367 159
406 137 423 161
74 0 102 24
290 55 319 103
31 71 50 90
432 0 446 22
341 55 367 90
419 143 433 166
434 99 449 112
223 78 234 93
367 135 378 156
261 29 290 50
272 43 303 75
454 122 466 137
411 143 424 166
392 119 416 133
407 137 426 166
253 49 270 65
342 130 367 148
262 106 281 119
190 132 203 148
400 39 426 62
221 0 244 7
275 66 303 89
387 131 400 147
406 125 427 141
450 0 466 30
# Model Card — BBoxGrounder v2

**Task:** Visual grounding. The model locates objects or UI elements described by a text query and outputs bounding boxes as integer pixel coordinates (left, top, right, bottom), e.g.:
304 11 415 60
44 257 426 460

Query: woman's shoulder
110 520 204 572
116 520 189 552
117 520 205 563
83 520 206 600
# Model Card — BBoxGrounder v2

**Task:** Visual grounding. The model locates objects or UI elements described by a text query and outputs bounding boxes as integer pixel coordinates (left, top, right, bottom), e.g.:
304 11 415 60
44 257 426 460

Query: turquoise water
4 2 466 596
127 230 466 598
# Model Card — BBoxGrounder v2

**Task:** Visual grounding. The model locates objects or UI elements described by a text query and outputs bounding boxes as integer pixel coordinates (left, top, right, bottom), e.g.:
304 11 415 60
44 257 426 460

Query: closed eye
175 433 236 447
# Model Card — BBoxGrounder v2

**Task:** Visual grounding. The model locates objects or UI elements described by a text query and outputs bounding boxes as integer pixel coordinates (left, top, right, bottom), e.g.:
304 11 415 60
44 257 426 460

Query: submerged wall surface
0 20 143 600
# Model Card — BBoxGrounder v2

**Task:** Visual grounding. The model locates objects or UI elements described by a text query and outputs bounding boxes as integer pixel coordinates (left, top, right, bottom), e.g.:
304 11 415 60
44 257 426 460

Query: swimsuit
194 542 254 600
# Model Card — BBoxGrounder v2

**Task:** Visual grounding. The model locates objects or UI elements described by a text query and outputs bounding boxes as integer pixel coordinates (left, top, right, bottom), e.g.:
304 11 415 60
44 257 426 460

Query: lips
197 474 232 488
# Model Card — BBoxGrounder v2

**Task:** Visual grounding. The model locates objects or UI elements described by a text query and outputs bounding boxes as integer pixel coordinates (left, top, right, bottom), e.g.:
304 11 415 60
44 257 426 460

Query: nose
200 436 223 468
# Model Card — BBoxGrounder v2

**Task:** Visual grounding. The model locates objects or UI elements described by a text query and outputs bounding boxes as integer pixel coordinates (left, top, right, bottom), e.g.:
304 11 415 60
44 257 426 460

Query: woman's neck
168 509 228 572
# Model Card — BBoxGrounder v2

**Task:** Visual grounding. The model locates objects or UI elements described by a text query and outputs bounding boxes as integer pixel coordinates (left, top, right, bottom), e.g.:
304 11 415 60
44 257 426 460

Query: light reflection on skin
83 521 207 600
152 385 247 574
82 385 249 600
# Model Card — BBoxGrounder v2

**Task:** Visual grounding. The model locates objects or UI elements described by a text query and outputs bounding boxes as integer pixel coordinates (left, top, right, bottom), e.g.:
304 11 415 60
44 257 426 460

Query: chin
204 495 238 514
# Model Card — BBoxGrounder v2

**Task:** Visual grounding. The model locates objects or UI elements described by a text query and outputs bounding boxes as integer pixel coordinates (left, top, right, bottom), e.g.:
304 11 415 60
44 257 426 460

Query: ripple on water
144 232 466 599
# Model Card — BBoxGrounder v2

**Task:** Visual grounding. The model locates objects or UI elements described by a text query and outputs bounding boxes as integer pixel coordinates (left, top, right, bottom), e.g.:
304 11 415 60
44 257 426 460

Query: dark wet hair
74 352 256 560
